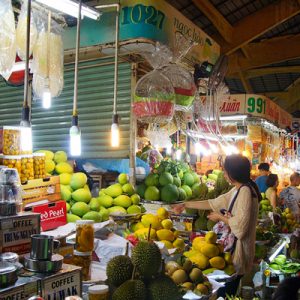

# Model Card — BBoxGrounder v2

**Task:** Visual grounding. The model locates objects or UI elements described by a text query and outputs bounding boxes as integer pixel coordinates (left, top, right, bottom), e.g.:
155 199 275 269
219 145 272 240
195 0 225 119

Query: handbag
212 185 244 254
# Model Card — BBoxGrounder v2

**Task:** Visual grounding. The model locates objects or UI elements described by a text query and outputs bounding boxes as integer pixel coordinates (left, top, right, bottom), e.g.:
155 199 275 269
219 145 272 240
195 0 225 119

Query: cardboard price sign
32 201 67 231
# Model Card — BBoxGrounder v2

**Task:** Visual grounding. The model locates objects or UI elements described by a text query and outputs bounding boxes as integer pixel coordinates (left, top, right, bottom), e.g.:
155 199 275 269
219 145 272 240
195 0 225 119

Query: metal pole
24 0 31 107
73 0 82 116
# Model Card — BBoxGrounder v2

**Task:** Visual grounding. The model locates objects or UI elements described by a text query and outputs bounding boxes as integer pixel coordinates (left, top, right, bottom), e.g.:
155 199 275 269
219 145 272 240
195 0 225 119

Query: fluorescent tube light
35 0 101 20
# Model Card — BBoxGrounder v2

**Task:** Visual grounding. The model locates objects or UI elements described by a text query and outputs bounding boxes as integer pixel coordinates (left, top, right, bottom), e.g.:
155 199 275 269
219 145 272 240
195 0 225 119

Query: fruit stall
0 0 299 299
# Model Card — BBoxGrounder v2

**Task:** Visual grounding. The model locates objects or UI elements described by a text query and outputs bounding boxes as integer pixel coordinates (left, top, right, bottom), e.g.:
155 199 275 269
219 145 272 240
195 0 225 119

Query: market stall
0 0 299 299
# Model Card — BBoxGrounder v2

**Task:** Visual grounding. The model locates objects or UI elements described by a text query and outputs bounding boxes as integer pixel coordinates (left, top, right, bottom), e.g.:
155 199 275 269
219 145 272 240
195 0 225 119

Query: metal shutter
0 58 132 158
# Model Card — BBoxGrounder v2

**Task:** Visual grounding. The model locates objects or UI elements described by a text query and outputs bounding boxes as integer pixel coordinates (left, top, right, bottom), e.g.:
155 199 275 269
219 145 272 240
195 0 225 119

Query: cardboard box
0 276 38 300
32 201 67 231
21 176 61 208
0 212 40 254
33 264 82 300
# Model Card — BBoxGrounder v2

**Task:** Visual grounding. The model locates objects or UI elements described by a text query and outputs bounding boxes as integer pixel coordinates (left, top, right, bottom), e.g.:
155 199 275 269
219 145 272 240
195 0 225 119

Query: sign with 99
247 96 266 115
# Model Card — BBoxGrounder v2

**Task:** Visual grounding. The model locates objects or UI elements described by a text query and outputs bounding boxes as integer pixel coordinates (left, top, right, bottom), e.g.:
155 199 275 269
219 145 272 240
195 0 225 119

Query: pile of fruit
267 254 300 274
65 173 144 223
279 207 299 233
183 231 235 276
106 239 182 300
127 208 185 252
35 150 73 176
166 257 213 296
258 194 273 218
136 159 203 203
191 170 232 231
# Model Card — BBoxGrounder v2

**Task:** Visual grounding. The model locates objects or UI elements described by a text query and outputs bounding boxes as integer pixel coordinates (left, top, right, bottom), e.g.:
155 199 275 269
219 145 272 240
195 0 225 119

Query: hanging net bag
133 43 175 124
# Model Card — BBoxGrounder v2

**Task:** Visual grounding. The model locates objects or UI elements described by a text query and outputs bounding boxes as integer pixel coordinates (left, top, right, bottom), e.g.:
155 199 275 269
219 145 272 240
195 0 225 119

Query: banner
63 0 220 64
219 94 246 116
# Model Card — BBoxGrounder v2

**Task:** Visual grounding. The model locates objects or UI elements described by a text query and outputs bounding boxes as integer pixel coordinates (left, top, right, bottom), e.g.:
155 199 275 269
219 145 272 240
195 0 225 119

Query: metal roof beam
192 0 233 43
221 0 300 54
227 34 300 75
228 65 300 79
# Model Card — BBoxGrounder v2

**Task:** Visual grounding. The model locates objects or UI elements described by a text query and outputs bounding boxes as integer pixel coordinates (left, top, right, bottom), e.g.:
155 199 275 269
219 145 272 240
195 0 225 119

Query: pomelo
161 184 179 203
144 186 160 201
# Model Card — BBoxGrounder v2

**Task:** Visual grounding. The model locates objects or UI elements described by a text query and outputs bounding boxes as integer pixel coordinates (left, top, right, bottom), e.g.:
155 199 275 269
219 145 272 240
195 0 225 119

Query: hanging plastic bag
32 15 64 99
16 1 38 60
162 64 196 111
162 32 196 111
134 43 175 124
0 0 16 79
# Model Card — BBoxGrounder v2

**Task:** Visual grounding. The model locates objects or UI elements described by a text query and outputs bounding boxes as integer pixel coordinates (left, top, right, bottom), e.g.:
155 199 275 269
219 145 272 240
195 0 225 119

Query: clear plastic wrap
16 2 38 60
162 64 195 111
32 16 64 99
0 0 16 79
134 43 175 124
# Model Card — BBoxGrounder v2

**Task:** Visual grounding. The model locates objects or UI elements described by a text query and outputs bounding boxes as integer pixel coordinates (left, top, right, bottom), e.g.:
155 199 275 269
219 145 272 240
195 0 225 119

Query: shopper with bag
173 155 260 297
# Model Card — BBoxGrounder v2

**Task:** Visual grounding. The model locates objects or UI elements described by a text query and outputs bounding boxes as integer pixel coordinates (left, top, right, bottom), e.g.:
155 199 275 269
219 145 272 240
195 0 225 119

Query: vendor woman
173 155 260 297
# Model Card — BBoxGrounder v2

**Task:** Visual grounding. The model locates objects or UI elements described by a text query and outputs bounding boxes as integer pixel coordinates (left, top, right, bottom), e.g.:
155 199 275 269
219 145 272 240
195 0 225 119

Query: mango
203 268 217 275
55 162 73 174
134 227 156 239
113 195 132 208
45 159 55 173
189 253 209 270
72 188 92 203
61 185 72 201
54 151 68 163
200 244 219 258
192 237 206 252
105 183 123 198
156 229 175 242
141 214 161 230
205 231 217 244
82 211 102 223
70 172 87 190
122 183 135 196
98 195 113 208
224 264 235 275
161 240 174 249
108 206 127 215
71 202 90 217
89 198 101 211
59 173 72 185
67 213 81 223
127 205 141 214
209 256 225 269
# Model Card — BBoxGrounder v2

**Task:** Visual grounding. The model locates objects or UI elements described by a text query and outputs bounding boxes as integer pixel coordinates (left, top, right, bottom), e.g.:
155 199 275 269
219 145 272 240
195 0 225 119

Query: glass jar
88 285 109 300
71 251 92 281
33 153 46 179
3 126 21 155
75 220 94 253
20 155 34 183
2 156 21 175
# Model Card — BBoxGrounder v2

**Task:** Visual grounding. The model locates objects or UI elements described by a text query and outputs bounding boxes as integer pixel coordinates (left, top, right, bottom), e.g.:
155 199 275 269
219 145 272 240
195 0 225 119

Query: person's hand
171 203 185 214
207 211 223 222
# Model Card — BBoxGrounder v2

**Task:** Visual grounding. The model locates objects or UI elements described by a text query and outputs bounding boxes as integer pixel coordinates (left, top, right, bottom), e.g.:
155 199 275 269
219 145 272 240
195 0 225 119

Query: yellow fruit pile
184 231 235 275
165 258 213 296
281 208 299 232
131 208 185 252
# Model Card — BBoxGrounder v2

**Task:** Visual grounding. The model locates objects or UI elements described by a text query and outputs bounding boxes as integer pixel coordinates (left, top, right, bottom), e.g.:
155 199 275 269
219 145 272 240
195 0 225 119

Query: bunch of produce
136 159 203 203
256 225 277 242
106 239 182 300
183 231 235 276
258 194 273 218
279 207 299 233
35 150 73 176
267 254 300 274
65 173 144 223
191 170 232 230
165 257 213 296
126 208 185 252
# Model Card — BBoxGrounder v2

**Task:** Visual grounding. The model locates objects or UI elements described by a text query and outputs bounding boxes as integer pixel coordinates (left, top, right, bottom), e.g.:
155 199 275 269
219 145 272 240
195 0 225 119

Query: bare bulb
111 123 120 147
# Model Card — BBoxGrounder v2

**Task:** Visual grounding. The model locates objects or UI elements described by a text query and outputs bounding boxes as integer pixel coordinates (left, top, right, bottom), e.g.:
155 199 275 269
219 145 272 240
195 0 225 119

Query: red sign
32 201 67 231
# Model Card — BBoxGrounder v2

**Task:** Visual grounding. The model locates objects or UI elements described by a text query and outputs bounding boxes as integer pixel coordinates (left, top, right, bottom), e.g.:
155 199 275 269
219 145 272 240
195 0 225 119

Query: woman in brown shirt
174 155 260 297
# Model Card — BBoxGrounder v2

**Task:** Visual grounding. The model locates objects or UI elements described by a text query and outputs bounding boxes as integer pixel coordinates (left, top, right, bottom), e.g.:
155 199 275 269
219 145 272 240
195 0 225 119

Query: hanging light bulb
70 116 81 156
42 81 51 109
166 145 172 155
111 114 120 148
176 149 182 160
208 142 218 153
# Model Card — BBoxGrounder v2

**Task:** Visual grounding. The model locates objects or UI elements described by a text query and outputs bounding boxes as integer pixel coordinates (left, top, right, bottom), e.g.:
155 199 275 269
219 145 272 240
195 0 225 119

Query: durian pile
166 257 213 296
128 208 185 252
106 239 182 300
184 231 235 276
